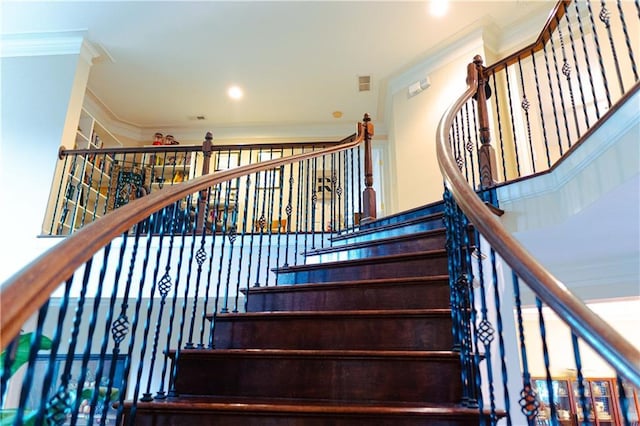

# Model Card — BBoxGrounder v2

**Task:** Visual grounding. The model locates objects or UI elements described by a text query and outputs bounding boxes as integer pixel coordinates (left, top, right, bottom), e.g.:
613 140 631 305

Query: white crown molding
0 30 89 58
84 88 387 144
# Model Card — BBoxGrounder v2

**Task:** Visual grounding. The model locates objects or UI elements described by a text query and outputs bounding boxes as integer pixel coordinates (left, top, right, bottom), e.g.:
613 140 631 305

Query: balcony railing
438 0 639 424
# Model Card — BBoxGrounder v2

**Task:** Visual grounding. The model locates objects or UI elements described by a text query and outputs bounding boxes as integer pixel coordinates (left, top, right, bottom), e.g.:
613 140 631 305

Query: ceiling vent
358 75 371 92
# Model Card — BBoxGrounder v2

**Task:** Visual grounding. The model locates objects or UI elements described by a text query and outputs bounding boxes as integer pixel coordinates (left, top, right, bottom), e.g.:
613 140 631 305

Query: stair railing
45 136 367 236
437 0 640 424
0 119 367 425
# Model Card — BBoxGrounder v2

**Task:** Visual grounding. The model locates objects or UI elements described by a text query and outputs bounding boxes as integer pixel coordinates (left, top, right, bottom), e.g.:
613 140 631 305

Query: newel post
360 113 376 223
473 55 497 189
196 132 213 231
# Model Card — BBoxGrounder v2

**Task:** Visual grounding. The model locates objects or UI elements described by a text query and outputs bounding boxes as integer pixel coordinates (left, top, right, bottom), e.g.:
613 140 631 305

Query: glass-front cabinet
533 377 639 426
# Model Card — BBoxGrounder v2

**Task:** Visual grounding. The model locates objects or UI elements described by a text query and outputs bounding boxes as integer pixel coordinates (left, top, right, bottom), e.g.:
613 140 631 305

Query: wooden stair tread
305 228 445 256
171 348 459 359
273 250 447 272
213 309 451 319
128 396 480 416
245 275 449 294
332 212 444 241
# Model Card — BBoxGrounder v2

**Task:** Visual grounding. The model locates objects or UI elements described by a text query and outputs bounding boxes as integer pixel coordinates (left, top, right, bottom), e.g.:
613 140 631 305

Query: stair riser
334 219 443 245
247 280 451 311
214 315 453 350
174 354 461 403
128 411 481 426
276 254 448 285
305 233 447 264
358 203 445 231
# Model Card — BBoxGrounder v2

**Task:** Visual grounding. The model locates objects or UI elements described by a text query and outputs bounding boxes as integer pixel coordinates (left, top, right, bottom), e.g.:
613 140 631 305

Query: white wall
0 51 88 283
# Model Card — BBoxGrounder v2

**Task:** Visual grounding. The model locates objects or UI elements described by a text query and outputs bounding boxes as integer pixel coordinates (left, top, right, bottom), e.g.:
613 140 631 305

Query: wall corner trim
1 30 89 58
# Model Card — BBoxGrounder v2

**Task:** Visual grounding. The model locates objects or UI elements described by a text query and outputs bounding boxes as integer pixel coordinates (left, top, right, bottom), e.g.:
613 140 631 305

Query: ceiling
2 1 555 138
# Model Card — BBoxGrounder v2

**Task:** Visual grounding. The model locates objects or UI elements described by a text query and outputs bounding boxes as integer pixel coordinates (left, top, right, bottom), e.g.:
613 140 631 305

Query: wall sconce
408 76 431 98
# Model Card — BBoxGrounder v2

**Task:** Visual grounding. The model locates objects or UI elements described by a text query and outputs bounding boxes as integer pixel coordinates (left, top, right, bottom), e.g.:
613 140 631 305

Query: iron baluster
563 8 591 134
357 145 363 224
145 205 179 399
275 163 286 284
473 232 497 422
464 102 478 189
600 1 626 96
556 22 581 143
571 333 589 426
169 196 203 395
586 0 613 108
336 150 343 236
65 262 95 426
517 58 536 174
321 152 326 248
235 160 254 312
548 29 573 150
19 302 51 424
574 0 600 123
311 157 318 249
255 163 269 287
470 100 482 186
185 193 211 349
90 231 129 425
617 0 639 81
349 148 356 229
530 50 553 168
488 248 512 426
222 186 239 314
283 147 295 267
247 170 261 290
293 149 304 266
40 277 73 426
535 296 557 426
504 68 522 177
511 273 543 426
264 153 278 286
303 158 310 257
489 72 508 181
542 42 565 157
210 184 230 344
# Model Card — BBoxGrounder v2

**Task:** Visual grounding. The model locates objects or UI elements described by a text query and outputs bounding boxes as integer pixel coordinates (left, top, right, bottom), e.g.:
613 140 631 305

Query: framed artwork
315 169 334 201
257 150 283 189
27 354 126 425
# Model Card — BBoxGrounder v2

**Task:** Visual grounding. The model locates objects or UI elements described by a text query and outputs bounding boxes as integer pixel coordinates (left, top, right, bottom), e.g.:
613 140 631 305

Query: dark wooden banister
436 59 640 387
0 126 365 350
473 0 571 186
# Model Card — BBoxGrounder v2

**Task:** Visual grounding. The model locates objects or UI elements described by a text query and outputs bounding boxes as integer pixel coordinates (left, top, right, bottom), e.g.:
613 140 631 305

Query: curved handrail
0 128 364 350
436 63 640 387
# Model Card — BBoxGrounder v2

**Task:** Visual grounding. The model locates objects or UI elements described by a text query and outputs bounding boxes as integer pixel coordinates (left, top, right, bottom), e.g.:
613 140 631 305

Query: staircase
125 202 486 425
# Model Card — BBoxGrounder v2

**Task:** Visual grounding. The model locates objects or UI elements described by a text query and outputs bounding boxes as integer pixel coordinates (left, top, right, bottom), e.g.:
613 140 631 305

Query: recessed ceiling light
429 0 448 17
332 111 343 119
228 85 243 100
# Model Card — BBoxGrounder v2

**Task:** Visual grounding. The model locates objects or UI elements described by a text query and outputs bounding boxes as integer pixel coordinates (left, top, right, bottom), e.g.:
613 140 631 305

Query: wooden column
196 132 213 232
360 113 376 223
473 55 497 189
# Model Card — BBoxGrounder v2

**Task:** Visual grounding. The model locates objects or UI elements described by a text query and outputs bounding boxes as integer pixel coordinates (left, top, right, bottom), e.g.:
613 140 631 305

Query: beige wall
387 38 486 212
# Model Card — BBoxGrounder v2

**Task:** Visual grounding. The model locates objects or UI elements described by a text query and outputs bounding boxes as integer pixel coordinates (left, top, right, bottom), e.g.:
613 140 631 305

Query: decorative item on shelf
172 170 185 183
166 156 176 165
164 134 179 145
152 132 164 146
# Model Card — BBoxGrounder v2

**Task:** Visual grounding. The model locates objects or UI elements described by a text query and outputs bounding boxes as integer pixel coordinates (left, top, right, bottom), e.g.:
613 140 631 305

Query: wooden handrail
436 61 640 387
0 128 364 350
484 0 570 74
